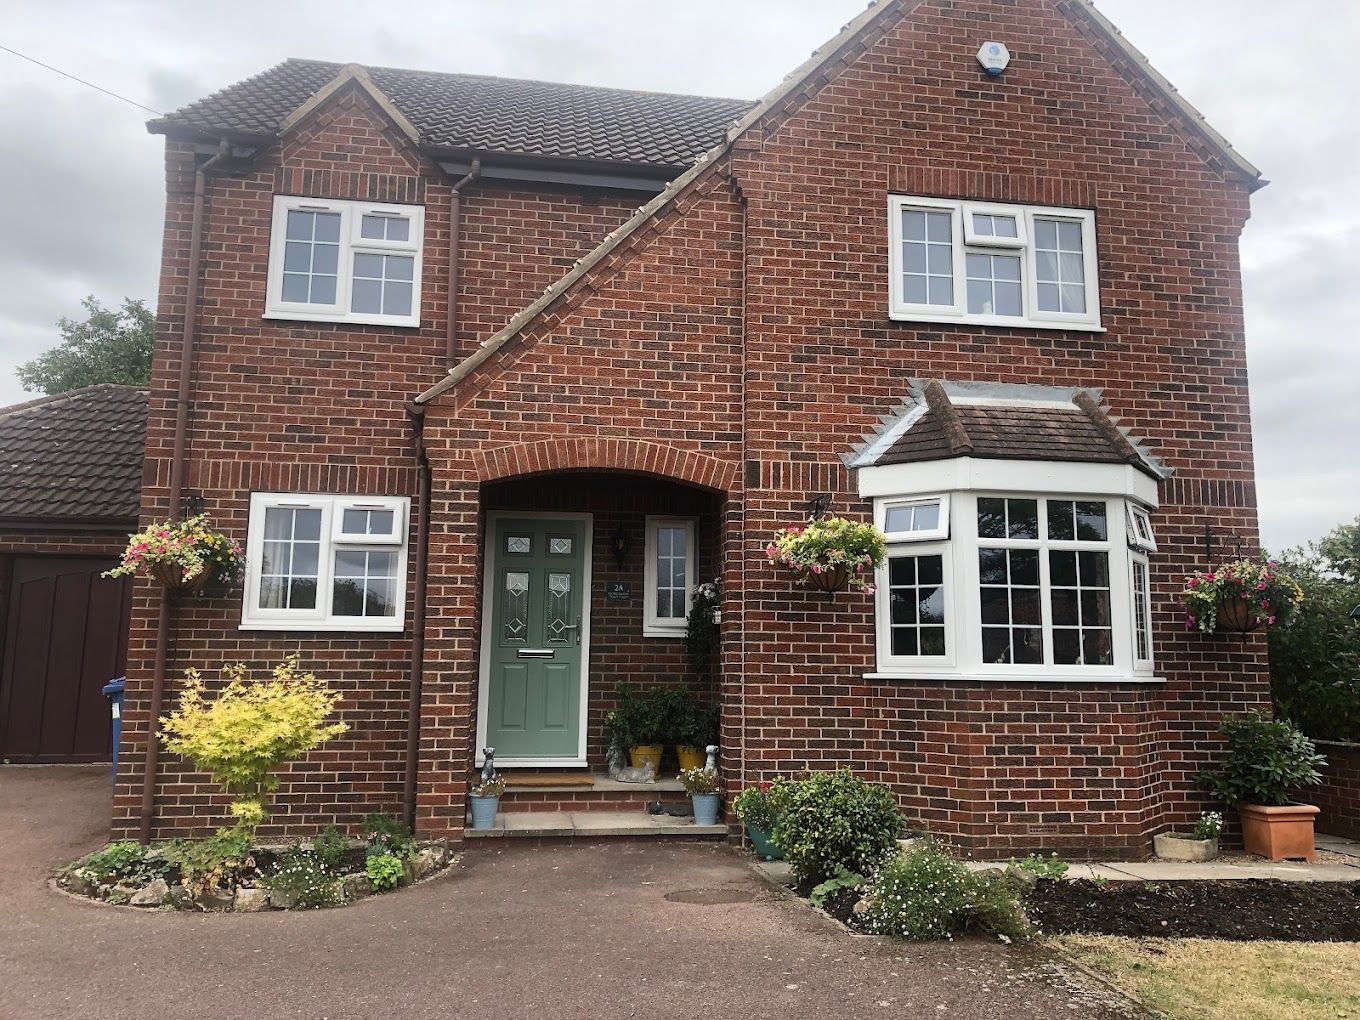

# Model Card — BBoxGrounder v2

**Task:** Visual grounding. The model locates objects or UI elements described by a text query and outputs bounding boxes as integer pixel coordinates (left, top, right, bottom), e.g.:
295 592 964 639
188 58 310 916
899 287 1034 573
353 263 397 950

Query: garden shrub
733 777 794 833
163 829 252 896
262 846 340 909
159 654 347 833
313 824 350 872
859 840 1030 942
363 813 414 858
365 851 404 891
772 769 903 886
1198 711 1327 806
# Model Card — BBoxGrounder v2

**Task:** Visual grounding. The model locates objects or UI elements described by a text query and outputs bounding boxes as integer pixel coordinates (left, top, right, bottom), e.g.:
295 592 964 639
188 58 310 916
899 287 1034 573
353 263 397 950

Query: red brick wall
416 0 1268 856
1314 741 1360 841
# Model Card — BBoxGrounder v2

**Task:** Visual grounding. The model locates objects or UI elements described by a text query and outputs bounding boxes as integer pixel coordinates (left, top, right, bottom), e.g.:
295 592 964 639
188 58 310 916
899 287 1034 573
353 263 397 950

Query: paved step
466 810 727 839
501 774 686 795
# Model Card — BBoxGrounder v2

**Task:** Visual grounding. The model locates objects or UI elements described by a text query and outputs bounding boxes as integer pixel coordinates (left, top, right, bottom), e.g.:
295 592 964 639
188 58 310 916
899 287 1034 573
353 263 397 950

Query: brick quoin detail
472 439 739 493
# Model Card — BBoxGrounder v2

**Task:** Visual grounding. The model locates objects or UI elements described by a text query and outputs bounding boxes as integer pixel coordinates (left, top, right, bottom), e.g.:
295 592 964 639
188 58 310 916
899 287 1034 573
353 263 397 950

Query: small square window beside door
266 196 424 327
644 517 696 637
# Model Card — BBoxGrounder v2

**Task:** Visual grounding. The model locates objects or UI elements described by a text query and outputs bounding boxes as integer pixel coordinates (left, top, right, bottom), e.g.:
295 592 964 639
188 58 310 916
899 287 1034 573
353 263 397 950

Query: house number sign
606 581 632 601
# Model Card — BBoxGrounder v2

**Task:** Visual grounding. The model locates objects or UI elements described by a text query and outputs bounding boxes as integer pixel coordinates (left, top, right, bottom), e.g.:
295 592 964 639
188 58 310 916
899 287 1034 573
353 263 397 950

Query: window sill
864 671 1165 684
263 310 421 329
887 311 1106 334
240 620 406 634
643 625 686 639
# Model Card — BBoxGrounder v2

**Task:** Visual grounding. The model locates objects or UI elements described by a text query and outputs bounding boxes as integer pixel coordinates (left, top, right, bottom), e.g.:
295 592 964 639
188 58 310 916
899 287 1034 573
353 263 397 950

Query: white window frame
242 492 410 632
643 516 696 638
871 490 1157 681
264 196 425 328
887 195 1102 331
1126 503 1157 552
1130 551 1154 670
876 494 951 543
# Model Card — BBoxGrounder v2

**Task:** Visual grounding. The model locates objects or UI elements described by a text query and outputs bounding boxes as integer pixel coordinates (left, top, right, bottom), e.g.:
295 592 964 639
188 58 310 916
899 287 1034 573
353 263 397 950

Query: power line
0 42 163 116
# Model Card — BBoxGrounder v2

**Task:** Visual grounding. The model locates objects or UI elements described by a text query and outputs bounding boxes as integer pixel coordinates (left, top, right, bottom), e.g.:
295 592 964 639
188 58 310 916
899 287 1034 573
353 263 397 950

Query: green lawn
1056 936 1360 1020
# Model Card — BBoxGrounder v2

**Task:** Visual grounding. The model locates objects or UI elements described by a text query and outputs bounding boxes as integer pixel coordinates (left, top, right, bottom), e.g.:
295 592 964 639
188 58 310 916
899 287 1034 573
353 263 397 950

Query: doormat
504 773 596 788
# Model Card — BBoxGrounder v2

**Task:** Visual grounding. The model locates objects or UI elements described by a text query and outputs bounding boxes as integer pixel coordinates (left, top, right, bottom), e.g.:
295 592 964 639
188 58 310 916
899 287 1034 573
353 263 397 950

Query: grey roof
849 380 1167 479
0 385 148 522
149 58 754 169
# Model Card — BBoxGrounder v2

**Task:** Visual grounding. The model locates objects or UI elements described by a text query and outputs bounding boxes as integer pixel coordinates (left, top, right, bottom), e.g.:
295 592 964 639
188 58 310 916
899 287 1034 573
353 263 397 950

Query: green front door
485 516 588 760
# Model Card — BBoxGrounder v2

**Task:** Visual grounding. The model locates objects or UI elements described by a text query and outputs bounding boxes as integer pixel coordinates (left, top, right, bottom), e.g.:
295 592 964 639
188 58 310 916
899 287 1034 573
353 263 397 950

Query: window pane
384 282 413 317
927 245 951 275
903 275 928 304
900 208 954 308
1013 629 1043 664
281 274 309 302
1075 501 1108 541
965 253 1022 317
289 577 318 610
349 279 379 314
902 210 926 241
1010 549 1040 586
1062 285 1087 313
1083 630 1113 666
1048 501 1076 541
967 279 992 315
311 276 336 304
982 627 1010 664
286 211 313 241
1079 551 1110 586
365 576 396 617
1081 590 1112 627
978 549 1007 585
1050 550 1077 586
927 276 953 305
904 245 926 274
294 509 322 541
313 213 341 243
387 255 414 282
1034 219 1058 249
333 577 364 616
977 497 1007 538
1008 500 1038 540
312 242 339 275
354 253 383 278
887 552 945 658
1058 221 1083 251
919 586 945 625
980 587 1008 624
889 556 916 586
284 242 311 272
1037 282 1060 312
892 628 919 657
1011 589 1041 625
386 217 410 242
927 211 951 242
996 282 1022 317
920 628 946 656
914 503 939 531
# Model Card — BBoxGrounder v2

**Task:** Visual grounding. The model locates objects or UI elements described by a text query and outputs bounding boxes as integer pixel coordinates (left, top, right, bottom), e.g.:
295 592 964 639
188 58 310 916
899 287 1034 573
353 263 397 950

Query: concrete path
1319 833 1360 859
0 766 1132 1020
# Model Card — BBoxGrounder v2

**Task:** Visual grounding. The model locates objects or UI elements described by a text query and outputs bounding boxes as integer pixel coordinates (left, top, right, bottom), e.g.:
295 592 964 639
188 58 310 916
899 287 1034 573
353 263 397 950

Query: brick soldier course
116 0 1270 858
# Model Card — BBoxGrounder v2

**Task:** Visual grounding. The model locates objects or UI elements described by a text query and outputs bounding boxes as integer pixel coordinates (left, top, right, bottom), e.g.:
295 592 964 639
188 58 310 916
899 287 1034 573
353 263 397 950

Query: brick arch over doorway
472 439 738 494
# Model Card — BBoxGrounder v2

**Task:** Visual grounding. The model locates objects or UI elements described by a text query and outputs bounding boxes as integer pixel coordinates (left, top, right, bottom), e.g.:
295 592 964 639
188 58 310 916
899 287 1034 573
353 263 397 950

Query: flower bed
56 829 457 912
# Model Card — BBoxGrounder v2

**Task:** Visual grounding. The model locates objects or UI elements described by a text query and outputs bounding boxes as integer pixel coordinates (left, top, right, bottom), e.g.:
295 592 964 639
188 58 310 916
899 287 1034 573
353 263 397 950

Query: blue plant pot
747 822 784 861
469 794 499 830
692 793 721 827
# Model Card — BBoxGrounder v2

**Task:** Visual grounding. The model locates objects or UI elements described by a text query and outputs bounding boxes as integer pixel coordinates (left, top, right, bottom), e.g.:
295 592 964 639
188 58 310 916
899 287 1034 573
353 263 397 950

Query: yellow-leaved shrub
160 654 347 833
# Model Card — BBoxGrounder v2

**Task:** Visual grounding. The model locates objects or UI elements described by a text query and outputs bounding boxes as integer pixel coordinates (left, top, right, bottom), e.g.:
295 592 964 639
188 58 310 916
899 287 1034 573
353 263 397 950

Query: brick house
115 0 1268 858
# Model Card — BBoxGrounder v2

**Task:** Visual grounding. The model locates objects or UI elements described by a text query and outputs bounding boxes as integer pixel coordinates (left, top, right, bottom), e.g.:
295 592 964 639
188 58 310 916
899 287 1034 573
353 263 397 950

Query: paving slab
1318 833 1360 858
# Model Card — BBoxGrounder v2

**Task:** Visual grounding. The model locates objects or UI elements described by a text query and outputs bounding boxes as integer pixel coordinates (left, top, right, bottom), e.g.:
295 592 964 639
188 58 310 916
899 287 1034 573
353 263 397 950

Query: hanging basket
151 561 212 594
801 564 849 596
1215 595 1264 634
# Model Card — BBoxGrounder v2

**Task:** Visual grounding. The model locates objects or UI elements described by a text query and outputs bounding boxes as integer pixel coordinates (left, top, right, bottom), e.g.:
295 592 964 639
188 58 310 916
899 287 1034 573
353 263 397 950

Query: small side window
880 495 950 543
1126 504 1157 552
643 517 696 637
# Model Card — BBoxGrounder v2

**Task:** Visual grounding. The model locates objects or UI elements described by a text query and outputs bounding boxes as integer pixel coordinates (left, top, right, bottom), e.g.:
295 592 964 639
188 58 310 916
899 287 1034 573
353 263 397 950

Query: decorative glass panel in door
485 517 587 760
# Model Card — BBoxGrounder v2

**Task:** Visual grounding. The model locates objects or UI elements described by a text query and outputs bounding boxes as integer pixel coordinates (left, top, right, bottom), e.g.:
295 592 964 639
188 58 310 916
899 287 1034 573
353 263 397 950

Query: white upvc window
872 491 1156 680
265 196 424 327
644 516 696 637
242 493 409 632
878 494 951 543
887 196 1101 331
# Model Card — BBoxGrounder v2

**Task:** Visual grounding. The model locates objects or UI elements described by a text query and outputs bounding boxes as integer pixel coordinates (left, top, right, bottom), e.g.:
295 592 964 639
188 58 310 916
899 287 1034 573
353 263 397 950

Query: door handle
516 648 556 659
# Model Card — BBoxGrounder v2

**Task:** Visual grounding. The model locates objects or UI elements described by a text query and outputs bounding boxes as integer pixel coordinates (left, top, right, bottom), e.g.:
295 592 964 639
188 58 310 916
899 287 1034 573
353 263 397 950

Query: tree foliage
16 296 155 394
1268 517 1360 742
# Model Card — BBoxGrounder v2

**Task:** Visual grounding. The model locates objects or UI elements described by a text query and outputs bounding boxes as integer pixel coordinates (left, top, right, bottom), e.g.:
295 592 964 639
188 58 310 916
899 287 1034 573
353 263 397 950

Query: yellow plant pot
629 745 663 772
676 745 706 772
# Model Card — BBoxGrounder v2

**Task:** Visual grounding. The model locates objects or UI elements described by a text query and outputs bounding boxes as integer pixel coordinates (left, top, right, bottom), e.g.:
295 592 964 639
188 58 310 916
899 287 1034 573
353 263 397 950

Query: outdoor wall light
611 525 630 569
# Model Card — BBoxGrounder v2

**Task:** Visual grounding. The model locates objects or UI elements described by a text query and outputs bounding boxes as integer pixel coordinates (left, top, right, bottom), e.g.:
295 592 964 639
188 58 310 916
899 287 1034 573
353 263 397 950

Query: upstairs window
265 197 424 327
888 196 1100 330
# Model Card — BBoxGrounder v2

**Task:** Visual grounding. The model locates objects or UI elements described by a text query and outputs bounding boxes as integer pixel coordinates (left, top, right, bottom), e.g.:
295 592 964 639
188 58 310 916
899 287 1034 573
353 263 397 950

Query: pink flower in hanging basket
811 564 823 574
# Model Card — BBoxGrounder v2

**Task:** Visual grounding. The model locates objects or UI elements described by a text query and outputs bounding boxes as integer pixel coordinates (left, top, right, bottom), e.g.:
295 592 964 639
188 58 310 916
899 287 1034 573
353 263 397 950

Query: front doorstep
466 810 727 839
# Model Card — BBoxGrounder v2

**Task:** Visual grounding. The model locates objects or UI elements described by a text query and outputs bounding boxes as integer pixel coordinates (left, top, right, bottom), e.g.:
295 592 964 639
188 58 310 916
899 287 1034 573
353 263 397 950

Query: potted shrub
1199 711 1327 861
468 774 504 830
105 513 244 594
765 517 886 597
733 778 792 861
605 684 667 772
674 697 718 773
1182 557 1303 635
1153 811 1223 862
679 765 722 825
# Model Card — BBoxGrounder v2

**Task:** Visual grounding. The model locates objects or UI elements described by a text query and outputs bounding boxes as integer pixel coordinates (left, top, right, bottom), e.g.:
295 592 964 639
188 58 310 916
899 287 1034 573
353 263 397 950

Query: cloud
0 0 1354 551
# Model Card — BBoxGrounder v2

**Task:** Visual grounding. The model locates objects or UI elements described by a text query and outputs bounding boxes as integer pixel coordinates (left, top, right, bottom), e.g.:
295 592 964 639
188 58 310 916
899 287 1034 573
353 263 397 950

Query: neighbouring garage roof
0 385 148 522
849 380 1167 479
148 58 754 169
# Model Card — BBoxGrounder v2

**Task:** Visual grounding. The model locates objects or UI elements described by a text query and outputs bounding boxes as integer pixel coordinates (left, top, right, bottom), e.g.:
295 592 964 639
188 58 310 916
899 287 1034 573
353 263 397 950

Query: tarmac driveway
0 766 1135 1020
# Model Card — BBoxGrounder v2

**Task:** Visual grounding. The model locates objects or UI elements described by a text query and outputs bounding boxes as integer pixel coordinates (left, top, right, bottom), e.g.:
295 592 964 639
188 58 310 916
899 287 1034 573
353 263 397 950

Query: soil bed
1027 879 1360 942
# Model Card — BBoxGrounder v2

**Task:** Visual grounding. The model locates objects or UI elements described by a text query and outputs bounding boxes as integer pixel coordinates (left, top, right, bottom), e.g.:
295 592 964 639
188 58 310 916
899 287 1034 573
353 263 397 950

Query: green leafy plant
18 295 154 394
604 684 672 751
733 777 793 833
859 840 1030 942
772 769 904 886
1182 557 1303 634
363 813 415 858
469 775 505 798
67 840 170 886
810 865 866 909
159 654 348 833
1192 811 1225 840
262 846 340 909
366 851 404 892
765 516 886 594
313 824 350 872
1198 711 1327 807
163 829 253 896
1009 852 1069 880
674 697 719 750
685 578 721 677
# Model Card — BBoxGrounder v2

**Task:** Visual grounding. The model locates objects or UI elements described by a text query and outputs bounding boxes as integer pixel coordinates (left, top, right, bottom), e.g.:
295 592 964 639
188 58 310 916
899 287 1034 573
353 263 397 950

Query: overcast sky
1 1 1355 551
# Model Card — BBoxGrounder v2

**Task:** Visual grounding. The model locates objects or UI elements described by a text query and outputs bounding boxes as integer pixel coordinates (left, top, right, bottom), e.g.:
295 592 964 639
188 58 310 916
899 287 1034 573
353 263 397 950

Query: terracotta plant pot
803 564 848 595
675 745 705 772
628 745 663 772
1152 832 1220 862
1239 802 1319 861
1215 595 1263 634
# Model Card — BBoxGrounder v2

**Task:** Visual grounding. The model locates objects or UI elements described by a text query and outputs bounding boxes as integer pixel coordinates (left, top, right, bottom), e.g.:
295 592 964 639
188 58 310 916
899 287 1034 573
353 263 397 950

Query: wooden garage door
0 557 132 763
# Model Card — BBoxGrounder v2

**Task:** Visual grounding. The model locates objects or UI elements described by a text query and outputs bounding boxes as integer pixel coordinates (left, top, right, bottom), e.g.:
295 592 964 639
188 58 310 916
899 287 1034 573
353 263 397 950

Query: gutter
446 159 481 370
402 402 432 831
138 138 230 844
